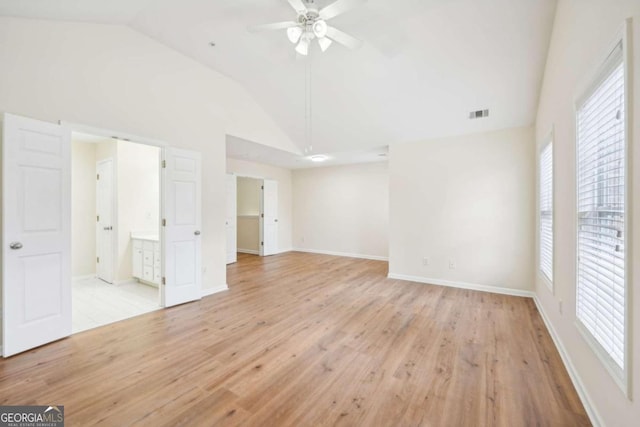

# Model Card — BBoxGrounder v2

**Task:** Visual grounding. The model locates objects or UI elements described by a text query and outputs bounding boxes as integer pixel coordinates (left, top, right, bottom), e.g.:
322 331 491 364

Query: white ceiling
0 0 557 165
227 135 387 170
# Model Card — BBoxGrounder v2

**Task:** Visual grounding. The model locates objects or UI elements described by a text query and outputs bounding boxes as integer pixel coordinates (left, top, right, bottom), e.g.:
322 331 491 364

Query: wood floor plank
0 252 590 426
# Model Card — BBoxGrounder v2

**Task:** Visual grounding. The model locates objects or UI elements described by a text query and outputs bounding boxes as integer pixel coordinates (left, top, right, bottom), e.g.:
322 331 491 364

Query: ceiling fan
249 0 366 55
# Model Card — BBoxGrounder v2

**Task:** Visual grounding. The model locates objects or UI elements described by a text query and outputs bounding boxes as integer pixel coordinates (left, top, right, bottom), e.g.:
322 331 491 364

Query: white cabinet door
226 174 237 264
132 242 143 279
2 113 72 357
162 148 202 307
260 179 278 256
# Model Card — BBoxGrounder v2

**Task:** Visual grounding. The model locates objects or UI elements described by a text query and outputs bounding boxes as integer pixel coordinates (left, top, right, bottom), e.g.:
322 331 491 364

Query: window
576 40 627 386
539 140 553 285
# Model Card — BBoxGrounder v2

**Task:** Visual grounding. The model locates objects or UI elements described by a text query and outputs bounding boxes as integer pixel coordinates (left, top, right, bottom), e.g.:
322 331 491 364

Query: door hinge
162 218 167 227
162 277 166 285
162 160 166 168
97 215 100 222
261 241 264 246
96 173 100 180
261 185 264 190
261 213 264 218
97 257 100 263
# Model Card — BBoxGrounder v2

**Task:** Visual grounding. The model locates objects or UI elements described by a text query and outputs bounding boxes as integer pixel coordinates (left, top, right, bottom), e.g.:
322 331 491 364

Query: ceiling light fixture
287 26 303 44
295 34 310 55
312 20 328 38
248 0 365 57
317 37 332 52
309 154 329 162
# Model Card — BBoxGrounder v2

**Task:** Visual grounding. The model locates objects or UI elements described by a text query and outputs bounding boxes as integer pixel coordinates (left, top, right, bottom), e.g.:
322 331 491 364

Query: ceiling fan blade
287 0 308 14
248 21 298 32
326 26 363 50
320 0 367 20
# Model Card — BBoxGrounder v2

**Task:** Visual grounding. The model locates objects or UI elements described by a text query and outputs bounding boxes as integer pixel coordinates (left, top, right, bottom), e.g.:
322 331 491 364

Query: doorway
2 113 203 357
71 133 161 332
228 175 279 262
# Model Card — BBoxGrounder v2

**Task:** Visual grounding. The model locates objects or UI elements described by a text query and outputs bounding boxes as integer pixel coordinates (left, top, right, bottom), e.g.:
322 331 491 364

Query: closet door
226 174 237 264
260 179 278 256
162 147 202 307
2 113 72 357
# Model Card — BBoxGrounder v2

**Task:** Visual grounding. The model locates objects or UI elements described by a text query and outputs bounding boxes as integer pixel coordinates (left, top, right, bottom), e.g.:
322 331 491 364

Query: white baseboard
202 284 228 297
72 274 96 282
533 296 602 427
387 272 534 298
114 278 137 286
237 248 259 255
292 247 388 262
275 248 293 254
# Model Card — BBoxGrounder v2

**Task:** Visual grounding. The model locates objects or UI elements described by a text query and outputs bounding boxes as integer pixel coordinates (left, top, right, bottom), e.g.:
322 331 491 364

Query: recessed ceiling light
309 154 329 162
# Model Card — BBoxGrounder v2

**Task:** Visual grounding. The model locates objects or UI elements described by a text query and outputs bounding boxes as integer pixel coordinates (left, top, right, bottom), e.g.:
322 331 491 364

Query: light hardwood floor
0 252 589 426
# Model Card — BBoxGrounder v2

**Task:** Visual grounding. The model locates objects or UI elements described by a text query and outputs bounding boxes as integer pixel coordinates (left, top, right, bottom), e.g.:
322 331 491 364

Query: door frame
95 157 117 284
63 122 167 306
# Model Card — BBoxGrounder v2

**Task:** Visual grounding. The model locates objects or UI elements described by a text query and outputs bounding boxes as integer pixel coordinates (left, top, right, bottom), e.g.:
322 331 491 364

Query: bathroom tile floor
72 277 160 333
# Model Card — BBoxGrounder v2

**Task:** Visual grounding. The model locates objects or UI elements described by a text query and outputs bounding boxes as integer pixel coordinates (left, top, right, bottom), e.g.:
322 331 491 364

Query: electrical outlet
448 259 456 270
422 257 429 266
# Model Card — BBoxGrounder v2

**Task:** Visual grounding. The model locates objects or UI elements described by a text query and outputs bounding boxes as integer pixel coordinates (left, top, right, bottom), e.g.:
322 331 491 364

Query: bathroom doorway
71 132 161 333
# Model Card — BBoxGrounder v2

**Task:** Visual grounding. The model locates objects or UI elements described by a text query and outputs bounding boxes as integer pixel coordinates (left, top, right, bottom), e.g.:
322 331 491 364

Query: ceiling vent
469 109 489 119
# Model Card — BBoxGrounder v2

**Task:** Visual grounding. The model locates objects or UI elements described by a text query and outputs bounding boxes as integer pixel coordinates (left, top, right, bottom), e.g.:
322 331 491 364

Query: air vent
469 109 490 119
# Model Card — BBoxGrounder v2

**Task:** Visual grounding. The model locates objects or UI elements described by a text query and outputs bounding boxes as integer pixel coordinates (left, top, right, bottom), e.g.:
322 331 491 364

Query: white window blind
576 47 626 371
539 142 553 284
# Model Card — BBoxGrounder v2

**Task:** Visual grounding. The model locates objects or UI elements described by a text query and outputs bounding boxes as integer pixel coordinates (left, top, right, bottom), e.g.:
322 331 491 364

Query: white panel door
226 174 237 264
162 147 201 307
260 179 278 256
2 113 71 357
96 159 115 283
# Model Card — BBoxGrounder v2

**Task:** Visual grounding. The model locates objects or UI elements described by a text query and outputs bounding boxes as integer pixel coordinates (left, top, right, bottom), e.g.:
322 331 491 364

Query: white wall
292 162 389 260
116 141 160 282
236 177 261 252
534 1 640 425
237 177 261 216
71 141 97 278
226 158 293 253
0 17 296 295
388 127 535 293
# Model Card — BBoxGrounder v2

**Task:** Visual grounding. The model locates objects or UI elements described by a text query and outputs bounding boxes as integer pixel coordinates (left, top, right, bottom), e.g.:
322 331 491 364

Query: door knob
275 219 278 222
104 226 112 231
194 230 201 236
9 242 23 250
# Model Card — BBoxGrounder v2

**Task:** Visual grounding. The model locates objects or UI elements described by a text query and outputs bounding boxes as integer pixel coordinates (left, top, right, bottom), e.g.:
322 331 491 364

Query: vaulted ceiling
0 0 557 155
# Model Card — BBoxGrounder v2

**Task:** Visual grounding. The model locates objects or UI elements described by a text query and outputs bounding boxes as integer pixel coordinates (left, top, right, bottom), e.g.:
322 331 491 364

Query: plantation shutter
576 45 626 370
539 142 553 283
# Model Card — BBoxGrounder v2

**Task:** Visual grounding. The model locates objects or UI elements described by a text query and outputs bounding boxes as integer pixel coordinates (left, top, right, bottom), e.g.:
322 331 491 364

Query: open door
162 147 202 307
226 174 237 264
96 158 115 283
260 179 278 256
2 113 71 357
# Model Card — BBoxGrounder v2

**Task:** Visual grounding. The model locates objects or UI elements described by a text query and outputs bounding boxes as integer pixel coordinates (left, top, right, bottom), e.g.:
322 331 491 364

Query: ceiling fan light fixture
312 19 328 38
295 36 310 55
287 26 303 44
317 37 332 52
309 154 329 162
